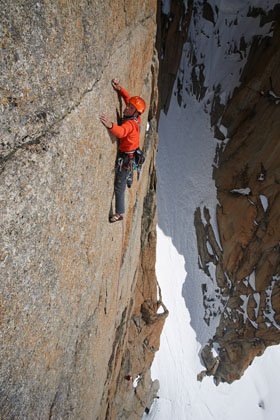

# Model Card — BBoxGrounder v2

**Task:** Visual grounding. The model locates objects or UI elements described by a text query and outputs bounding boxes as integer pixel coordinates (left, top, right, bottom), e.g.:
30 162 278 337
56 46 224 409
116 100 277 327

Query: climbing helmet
129 96 146 114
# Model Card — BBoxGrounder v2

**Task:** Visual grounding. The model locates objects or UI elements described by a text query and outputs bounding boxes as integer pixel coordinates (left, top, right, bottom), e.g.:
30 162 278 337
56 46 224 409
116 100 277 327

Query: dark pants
114 153 134 214
114 169 128 214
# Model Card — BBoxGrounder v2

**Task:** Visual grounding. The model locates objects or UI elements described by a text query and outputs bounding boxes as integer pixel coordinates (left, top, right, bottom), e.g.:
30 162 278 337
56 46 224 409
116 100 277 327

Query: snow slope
155 94 221 346
145 1 280 419
146 226 280 420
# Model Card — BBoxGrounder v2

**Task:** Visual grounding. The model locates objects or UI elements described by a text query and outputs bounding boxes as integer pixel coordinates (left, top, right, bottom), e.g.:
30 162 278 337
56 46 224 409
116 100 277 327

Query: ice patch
260 194 268 211
248 271 256 291
264 279 280 330
238 295 258 329
219 124 228 137
211 346 219 358
253 293 260 319
206 241 214 255
133 374 142 388
231 188 251 195
208 206 223 252
157 305 165 315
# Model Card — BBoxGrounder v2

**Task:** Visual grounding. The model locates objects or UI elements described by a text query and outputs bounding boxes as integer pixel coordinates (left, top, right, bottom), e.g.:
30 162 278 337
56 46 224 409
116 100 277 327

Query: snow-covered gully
145 1 280 419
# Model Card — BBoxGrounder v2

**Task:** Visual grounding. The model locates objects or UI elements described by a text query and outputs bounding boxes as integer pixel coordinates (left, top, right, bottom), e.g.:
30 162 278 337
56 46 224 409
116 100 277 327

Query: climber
100 79 146 223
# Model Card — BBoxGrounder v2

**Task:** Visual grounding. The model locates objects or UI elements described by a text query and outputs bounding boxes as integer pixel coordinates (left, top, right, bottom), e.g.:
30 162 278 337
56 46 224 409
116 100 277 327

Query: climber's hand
100 114 113 129
111 79 121 91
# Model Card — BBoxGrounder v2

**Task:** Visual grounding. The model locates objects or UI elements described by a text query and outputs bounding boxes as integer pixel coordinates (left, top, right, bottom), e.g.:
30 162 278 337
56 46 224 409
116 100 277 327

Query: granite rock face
0 1 167 418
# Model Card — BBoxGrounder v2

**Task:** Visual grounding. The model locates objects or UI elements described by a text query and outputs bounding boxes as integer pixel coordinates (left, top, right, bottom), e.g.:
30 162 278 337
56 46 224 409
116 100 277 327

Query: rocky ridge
177 2 280 383
157 0 280 385
0 1 167 418
199 14 280 384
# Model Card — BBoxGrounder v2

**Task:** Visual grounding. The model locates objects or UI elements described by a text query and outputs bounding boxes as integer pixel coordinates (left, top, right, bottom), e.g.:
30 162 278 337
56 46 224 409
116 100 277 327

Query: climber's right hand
99 114 113 129
111 79 121 91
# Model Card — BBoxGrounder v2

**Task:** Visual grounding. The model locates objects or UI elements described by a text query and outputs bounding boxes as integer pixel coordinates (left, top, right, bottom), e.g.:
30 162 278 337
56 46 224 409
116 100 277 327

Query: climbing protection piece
134 148 145 180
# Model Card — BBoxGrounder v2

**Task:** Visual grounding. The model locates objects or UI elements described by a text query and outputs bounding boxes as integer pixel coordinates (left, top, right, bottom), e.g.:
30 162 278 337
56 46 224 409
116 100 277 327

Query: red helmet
129 96 146 114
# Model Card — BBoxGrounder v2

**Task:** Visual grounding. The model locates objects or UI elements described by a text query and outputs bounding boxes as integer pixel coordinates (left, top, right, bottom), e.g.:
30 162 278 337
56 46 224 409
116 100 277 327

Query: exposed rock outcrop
0 1 167 418
156 0 193 113
197 12 280 384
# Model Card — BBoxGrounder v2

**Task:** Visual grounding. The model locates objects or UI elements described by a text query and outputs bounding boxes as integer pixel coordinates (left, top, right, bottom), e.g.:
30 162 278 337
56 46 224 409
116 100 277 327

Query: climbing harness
115 148 145 188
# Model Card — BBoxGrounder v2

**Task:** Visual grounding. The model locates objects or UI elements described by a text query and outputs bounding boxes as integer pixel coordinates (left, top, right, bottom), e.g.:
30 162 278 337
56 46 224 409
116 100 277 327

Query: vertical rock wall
207 19 280 383
156 0 193 114
0 1 166 418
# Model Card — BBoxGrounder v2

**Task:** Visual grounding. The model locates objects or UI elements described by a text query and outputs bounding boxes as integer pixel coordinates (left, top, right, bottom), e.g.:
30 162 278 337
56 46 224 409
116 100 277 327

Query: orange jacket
109 87 141 152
